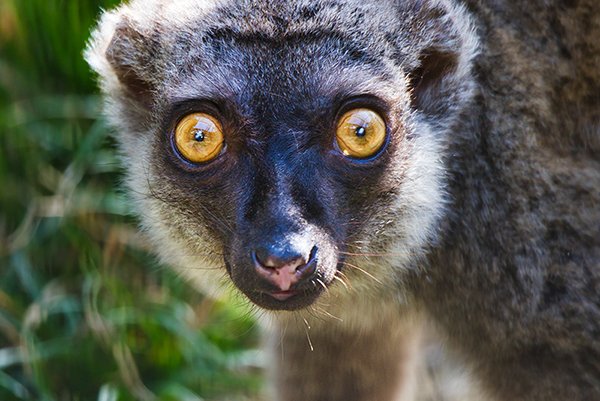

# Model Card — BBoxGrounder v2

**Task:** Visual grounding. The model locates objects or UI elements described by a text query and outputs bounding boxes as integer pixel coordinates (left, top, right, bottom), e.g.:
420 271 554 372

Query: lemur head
87 0 477 311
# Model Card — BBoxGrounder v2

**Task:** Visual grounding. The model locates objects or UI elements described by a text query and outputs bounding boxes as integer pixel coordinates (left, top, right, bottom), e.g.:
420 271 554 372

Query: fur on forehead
86 0 478 105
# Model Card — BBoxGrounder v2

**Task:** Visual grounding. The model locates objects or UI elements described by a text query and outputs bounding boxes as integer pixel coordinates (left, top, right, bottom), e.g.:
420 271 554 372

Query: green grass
0 1 263 400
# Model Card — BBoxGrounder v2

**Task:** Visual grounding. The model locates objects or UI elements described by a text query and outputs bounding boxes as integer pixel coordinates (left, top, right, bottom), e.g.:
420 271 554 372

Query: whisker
339 250 405 258
305 306 328 323
313 305 343 323
342 261 382 284
279 316 289 361
302 317 314 351
332 274 350 291
315 278 329 295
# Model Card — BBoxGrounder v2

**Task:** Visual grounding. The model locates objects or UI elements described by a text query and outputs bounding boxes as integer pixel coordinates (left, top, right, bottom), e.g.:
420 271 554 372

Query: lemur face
152 39 414 310
88 0 475 311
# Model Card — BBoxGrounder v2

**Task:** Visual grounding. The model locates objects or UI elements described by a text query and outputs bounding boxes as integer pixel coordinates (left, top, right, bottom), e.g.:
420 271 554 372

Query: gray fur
86 0 600 400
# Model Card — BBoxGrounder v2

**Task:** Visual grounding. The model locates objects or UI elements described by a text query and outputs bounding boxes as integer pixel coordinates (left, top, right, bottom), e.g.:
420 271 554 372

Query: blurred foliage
0 1 263 400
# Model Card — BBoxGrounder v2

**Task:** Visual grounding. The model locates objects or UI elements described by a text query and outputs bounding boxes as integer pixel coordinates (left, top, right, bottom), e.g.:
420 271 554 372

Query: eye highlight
174 113 224 163
335 108 386 159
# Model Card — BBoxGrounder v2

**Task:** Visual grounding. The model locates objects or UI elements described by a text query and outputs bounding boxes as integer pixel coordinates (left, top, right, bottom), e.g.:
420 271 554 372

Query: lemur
86 0 600 400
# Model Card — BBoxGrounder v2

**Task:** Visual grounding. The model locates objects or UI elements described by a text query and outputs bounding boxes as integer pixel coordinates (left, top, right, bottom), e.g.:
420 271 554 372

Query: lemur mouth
250 286 324 310
268 289 298 301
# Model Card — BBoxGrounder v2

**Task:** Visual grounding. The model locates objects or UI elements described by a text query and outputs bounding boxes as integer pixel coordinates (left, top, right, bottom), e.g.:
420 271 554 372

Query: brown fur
87 1 600 400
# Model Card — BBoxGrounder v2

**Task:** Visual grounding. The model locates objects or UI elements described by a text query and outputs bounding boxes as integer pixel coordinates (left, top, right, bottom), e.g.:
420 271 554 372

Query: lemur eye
335 108 386 159
174 113 224 163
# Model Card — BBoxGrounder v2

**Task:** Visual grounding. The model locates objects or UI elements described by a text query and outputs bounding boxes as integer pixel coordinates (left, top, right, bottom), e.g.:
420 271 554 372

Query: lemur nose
252 245 318 291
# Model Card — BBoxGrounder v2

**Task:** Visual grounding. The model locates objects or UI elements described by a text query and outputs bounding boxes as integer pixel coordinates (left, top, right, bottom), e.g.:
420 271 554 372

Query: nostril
252 249 274 270
253 247 285 269
307 245 318 264
297 246 318 274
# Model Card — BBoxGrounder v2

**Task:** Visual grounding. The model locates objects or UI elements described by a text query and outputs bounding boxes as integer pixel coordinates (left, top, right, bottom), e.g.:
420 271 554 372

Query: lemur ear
409 48 459 115
104 21 155 100
397 1 478 118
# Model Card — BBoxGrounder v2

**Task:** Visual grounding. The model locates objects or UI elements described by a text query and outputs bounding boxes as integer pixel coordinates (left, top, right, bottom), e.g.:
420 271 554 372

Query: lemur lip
247 287 323 310
268 290 298 301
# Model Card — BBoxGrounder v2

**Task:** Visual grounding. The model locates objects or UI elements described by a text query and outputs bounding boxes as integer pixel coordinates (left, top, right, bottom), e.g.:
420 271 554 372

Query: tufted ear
104 21 156 100
393 0 478 118
86 12 159 107
409 48 459 116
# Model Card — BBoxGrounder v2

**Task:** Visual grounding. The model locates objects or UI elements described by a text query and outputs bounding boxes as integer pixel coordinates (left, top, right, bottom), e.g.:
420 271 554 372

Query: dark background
0 1 262 400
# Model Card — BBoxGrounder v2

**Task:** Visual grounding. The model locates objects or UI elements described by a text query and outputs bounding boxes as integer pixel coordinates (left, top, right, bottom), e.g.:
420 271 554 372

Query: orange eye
174 113 224 163
335 108 386 159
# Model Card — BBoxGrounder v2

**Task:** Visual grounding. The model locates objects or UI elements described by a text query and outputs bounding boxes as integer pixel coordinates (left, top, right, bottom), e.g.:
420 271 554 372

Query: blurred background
0 1 263 400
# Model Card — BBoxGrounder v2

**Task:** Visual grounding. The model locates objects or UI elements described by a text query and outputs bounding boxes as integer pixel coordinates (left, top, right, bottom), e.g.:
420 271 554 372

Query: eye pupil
194 130 205 142
355 126 366 137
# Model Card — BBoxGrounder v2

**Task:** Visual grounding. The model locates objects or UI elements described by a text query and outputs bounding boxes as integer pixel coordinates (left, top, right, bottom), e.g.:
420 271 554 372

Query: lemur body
87 1 600 400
